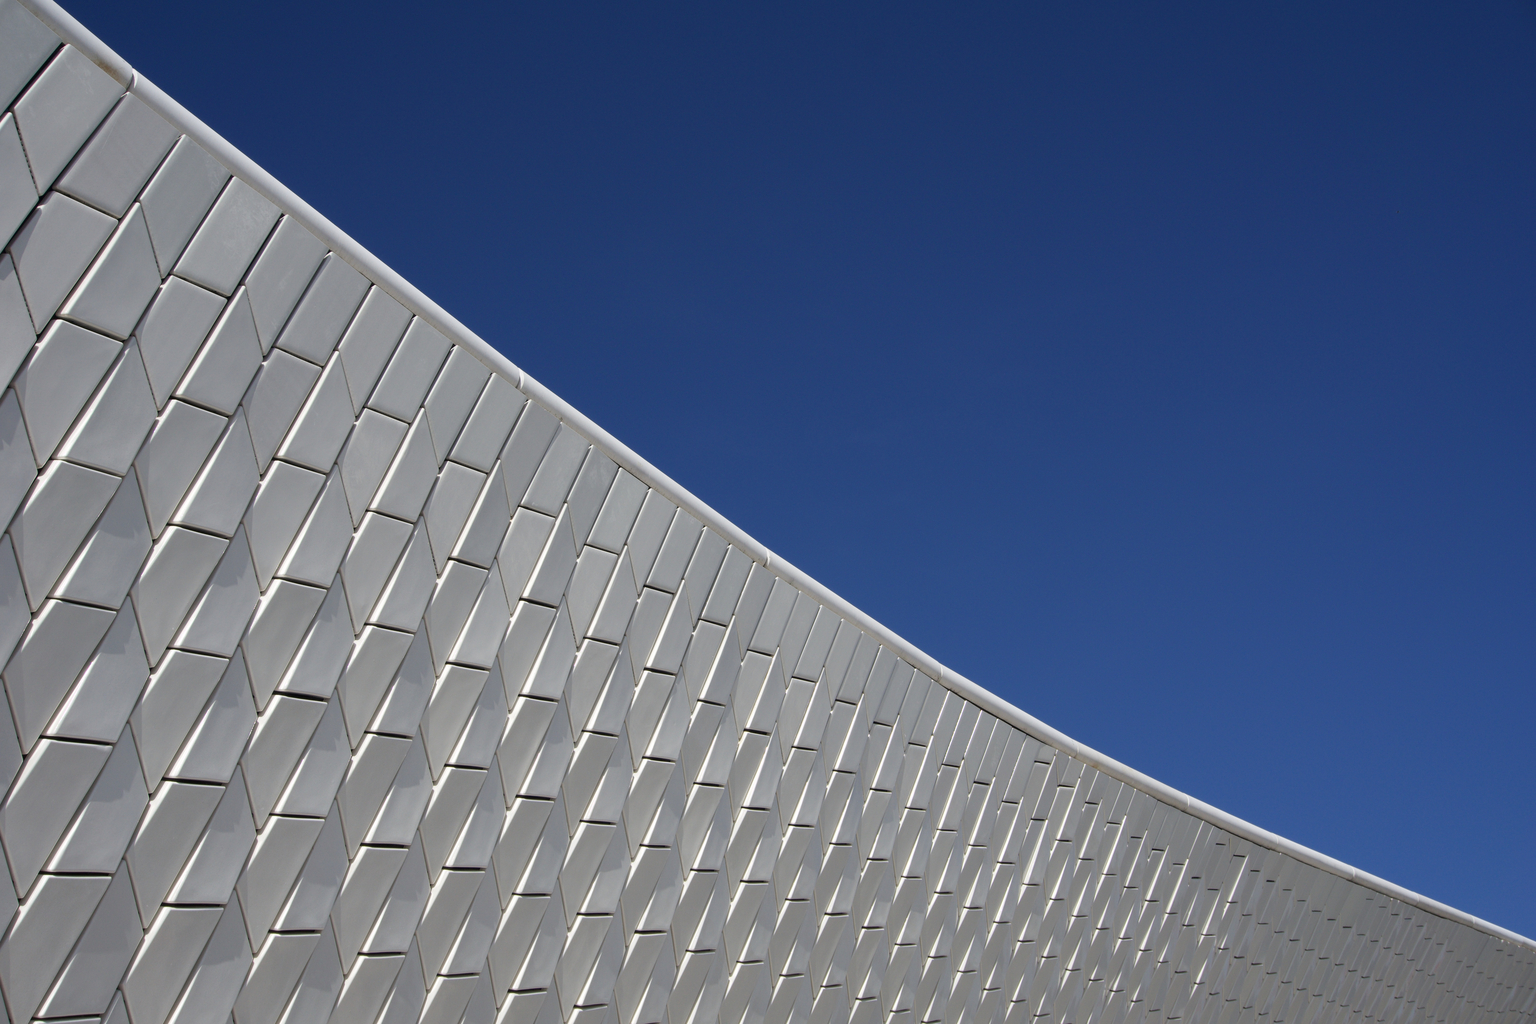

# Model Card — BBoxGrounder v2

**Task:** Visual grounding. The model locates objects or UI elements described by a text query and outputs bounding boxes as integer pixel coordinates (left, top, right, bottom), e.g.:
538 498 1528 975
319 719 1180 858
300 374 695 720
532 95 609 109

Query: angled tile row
0 5 1530 1024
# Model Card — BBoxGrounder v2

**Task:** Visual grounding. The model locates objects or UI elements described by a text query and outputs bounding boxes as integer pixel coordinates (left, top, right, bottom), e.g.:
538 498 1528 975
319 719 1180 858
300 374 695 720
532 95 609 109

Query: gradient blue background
64 0 1534 935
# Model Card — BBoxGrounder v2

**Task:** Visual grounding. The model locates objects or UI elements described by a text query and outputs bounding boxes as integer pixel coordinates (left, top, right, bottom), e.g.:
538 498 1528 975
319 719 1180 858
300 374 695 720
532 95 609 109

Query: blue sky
68 0 1535 934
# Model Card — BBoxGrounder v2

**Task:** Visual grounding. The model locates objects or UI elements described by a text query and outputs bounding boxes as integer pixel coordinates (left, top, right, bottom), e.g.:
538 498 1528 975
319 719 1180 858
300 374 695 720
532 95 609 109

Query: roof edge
23 0 1531 953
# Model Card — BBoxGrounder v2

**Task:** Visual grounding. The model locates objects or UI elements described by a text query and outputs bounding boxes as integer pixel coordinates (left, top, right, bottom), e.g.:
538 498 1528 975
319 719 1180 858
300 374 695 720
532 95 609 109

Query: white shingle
244 459 325 590
10 459 119 609
362 736 431 846
565 546 618 641
446 665 504 771
172 527 258 658
174 178 280 296
0 735 111 894
0 114 38 247
272 809 348 933
448 568 508 671
120 904 223 1024
748 579 796 656
134 399 226 536
418 973 478 1024
366 633 433 740
175 286 264 414
38 859 141 1019
240 697 326 828
276 352 354 472
616 584 666 688
163 900 250 1024
281 920 344 1023
333 625 412 746
490 912 555 1007
132 524 228 663
36 862 141 1019
585 549 638 644
54 94 178 219
729 563 775 655
367 317 451 422
231 930 321 1024
450 463 510 569
495 701 557 807
338 512 413 632
55 337 156 474
646 508 702 594
9 193 115 330
365 518 436 633
274 468 351 588
52 468 149 608
124 778 222 920
241 579 327 709
329 952 403 1024
0 0 59 113
243 217 326 351
448 372 523 473
359 832 429 947
336 285 411 413
167 654 255 784
565 448 618 549
681 529 728 624
423 347 490 465
414 849 480 948
518 602 576 702
139 137 228 276
172 410 259 538
563 665 621 772
242 347 321 472
521 424 589 517
275 253 369 365
14 317 120 464
625 489 677 584
270 697 349 817
276 581 351 700
0 389 36 531
523 507 578 606
338 408 408 526
424 461 484 574
130 648 226 787
423 560 488 674
493 506 554 604
496 601 557 709
12 46 122 193
60 202 160 339
497 400 558 509
371 410 437 523
0 254 35 390
0 873 112 1024
43 603 147 745
136 275 226 408
330 837 407 957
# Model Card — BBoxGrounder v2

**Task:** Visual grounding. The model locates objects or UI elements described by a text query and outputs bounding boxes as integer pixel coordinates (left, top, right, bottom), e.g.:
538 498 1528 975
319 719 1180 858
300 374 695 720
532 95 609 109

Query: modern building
0 2 1530 1023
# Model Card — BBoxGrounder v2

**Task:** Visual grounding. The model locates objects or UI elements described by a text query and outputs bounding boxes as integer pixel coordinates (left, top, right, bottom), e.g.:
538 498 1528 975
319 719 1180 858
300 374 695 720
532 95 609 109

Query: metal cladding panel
0 3 1532 1024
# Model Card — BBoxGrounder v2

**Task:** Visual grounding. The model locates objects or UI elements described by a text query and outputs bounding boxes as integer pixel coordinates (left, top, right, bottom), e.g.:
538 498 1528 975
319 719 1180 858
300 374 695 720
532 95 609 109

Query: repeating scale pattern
0 5 1531 1024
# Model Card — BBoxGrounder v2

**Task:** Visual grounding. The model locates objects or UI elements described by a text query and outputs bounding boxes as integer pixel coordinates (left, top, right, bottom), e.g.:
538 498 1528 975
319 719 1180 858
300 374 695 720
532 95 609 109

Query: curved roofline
24 0 1531 953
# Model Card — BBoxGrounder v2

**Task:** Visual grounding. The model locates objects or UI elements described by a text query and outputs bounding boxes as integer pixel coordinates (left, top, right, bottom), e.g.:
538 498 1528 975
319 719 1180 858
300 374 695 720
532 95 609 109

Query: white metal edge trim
22 0 1532 953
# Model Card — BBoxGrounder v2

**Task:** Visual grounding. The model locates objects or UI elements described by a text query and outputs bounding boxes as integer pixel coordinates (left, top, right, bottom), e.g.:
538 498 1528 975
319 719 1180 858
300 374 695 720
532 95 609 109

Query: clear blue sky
68 0 1535 935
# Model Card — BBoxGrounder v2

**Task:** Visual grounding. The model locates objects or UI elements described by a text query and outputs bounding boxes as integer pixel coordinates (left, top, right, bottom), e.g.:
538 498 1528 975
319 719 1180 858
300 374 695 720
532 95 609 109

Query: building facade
0 2 1530 1023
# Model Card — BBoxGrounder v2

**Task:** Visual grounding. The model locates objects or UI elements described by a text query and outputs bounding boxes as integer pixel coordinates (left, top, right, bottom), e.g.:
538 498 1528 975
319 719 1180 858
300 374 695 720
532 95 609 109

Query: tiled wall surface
0 5 1532 1024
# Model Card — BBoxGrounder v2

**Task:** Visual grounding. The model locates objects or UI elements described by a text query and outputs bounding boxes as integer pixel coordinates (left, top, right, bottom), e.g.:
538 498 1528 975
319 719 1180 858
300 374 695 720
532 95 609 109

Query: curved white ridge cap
22 0 1529 954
